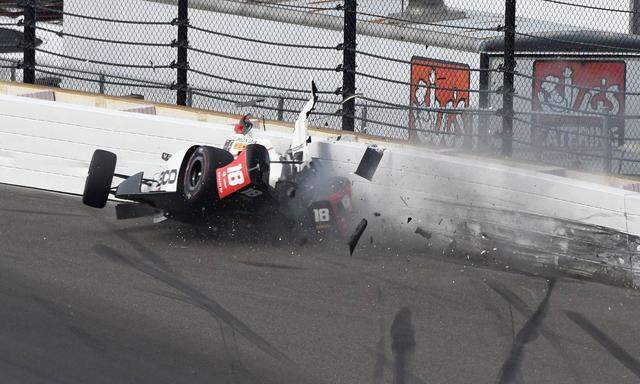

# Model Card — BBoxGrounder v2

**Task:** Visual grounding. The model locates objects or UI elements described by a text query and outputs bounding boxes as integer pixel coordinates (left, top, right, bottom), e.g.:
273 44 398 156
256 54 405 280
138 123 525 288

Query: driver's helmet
234 114 253 135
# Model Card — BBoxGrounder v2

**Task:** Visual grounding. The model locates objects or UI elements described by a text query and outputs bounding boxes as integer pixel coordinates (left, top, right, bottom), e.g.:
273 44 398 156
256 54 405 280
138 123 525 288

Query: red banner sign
532 60 625 122
409 57 470 144
532 60 626 150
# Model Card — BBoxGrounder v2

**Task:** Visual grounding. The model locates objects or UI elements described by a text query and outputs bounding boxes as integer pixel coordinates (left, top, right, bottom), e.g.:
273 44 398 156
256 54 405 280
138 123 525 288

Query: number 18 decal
314 208 331 223
217 151 251 199
241 188 263 198
227 164 245 186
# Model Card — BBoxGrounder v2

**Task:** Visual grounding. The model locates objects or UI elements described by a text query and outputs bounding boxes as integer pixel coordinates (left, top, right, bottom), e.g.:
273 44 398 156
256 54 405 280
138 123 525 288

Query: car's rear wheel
82 149 117 208
182 146 233 206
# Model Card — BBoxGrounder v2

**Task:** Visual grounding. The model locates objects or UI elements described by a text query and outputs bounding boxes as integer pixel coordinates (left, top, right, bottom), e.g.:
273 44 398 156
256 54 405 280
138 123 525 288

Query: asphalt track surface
3 183 640 383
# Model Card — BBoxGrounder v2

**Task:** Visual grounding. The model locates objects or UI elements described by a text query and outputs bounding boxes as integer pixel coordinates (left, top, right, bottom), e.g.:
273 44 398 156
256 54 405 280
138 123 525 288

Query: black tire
182 146 233 205
82 149 117 208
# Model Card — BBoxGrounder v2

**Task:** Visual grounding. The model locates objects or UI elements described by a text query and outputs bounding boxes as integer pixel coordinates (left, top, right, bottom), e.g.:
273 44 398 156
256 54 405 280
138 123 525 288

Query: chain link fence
502 0 640 175
186 1 343 127
2 0 640 176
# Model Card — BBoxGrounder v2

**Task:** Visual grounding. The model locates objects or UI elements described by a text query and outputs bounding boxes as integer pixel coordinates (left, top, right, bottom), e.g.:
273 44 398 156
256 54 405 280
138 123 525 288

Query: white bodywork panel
291 80 317 172
143 146 192 193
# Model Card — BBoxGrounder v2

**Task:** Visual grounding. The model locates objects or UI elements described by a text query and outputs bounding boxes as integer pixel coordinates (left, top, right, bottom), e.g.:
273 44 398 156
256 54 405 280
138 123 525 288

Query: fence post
175 0 189 106
531 114 543 161
98 73 105 94
20 0 36 84
501 0 516 156
462 110 473 151
277 97 284 121
603 113 612 173
360 104 368 133
478 53 490 151
341 0 357 132
631 0 640 34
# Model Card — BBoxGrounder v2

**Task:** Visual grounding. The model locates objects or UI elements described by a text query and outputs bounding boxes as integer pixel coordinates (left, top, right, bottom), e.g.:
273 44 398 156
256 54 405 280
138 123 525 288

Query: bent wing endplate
291 80 318 170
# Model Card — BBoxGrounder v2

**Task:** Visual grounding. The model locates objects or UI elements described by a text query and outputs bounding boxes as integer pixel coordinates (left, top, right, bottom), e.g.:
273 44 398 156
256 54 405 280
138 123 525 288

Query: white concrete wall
2 91 640 231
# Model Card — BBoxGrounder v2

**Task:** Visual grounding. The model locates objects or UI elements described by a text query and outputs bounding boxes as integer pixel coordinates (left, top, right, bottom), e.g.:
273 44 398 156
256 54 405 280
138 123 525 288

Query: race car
82 81 354 236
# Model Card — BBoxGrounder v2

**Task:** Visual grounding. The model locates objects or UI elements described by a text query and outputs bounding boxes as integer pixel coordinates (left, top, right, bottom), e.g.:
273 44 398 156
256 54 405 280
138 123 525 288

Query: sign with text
409 57 470 145
531 60 626 152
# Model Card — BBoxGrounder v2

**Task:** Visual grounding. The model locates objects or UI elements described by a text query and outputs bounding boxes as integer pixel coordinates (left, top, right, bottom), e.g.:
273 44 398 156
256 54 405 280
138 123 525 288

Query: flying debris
349 219 368 255
414 227 431 239
355 146 384 181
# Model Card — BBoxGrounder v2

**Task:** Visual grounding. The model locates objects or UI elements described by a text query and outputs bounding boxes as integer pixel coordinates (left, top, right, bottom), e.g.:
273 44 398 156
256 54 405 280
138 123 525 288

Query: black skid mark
485 279 581 383
566 311 640 379
237 260 306 271
0 207 88 218
495 279 556 384
143 288 248 375
92 244 296 368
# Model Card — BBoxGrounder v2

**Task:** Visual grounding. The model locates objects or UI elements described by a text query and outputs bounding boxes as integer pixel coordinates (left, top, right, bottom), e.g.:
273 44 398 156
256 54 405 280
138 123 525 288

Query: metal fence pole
462 110 473 151
98 73 105 94
20 0 36 84
341 0 356 132
478 53 490 151
531 114 543 161
502 0 516 156
360 104 368 133
603 114 612 174
630 0 640 34
277 97 284 121
175 0 189 106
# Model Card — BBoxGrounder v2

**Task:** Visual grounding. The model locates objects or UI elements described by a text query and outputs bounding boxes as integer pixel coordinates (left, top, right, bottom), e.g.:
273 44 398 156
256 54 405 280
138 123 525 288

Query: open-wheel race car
82 81 355 238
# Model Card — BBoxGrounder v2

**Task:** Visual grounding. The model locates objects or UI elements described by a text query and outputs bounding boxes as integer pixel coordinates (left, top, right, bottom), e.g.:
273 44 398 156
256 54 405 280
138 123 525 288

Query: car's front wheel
82 149 117 208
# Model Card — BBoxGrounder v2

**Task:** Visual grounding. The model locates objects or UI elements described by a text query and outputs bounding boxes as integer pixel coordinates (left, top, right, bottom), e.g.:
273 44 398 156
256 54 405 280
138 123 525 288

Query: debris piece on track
415 227 431 239
349 219 368 256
